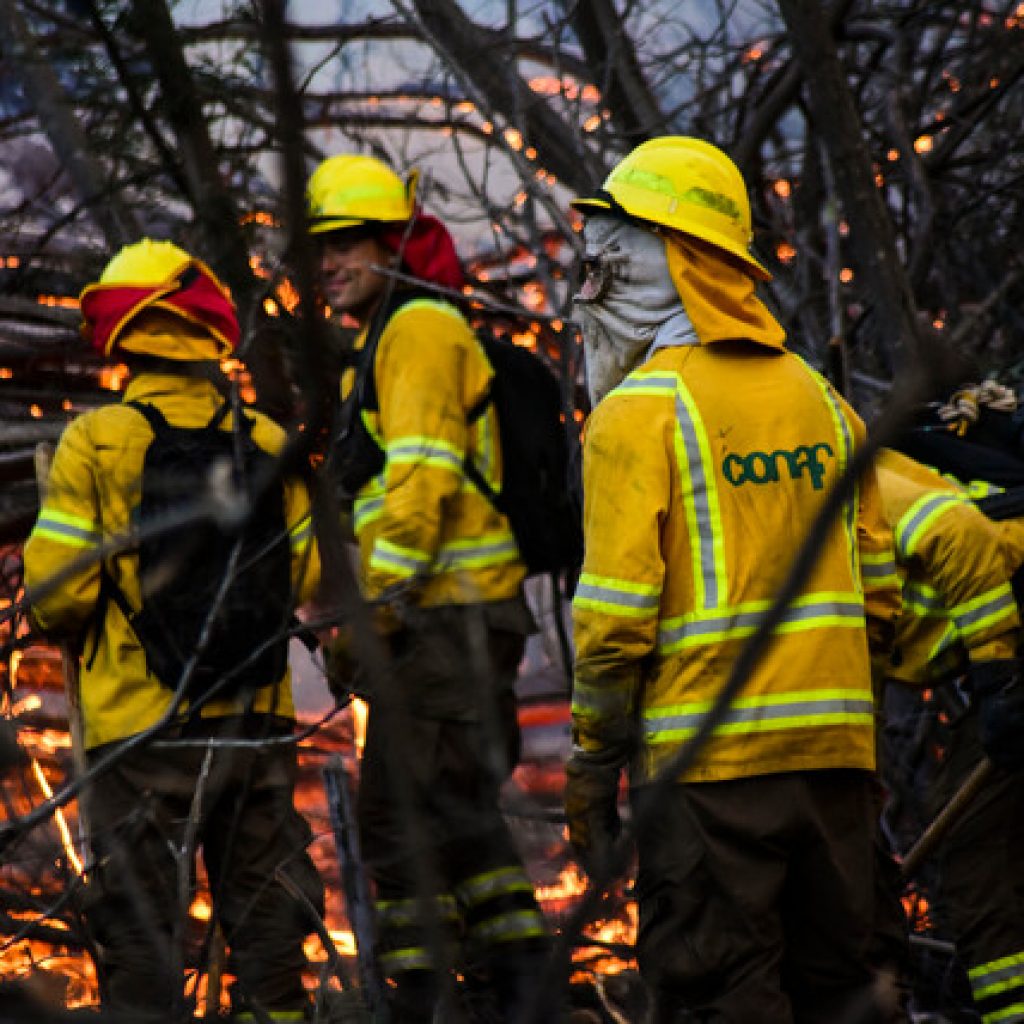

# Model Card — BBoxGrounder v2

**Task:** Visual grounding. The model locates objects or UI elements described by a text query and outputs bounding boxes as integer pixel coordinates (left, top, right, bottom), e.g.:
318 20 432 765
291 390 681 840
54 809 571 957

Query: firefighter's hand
970 659 1024 771
564 752 623 881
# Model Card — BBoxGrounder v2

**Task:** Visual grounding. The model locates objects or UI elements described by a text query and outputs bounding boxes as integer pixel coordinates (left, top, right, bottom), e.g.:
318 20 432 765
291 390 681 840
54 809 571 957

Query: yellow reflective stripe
470 403 500 491
808 367 858 588
436 531 519 571
359 407 383 447
288 514 312 552
644 687 875 743
617 370 725 612
33 507 101 549
574 572 661 618
455 866 535 907
903 580 944 616
960 477 1004 500
375 895 458 928
896 492 967 558
859 551 900 588
379 947 435 973
657 591 864 653
353 492 384 532
370 537 431 577
927 622 959 662
387 434 464 473
467 909 547 945
983 1005 1024 1024
951 583 1017 638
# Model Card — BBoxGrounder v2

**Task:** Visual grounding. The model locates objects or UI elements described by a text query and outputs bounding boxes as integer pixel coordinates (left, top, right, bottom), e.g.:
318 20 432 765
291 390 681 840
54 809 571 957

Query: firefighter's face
317 232 394 323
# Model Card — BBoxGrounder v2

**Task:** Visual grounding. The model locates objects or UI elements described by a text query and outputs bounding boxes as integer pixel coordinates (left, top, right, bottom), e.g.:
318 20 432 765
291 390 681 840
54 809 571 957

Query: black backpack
105 399 293 703
330 292 583 578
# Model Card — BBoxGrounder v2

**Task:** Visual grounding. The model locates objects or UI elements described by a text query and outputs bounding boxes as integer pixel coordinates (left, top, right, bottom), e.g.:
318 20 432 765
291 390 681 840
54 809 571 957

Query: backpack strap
127 399 171 434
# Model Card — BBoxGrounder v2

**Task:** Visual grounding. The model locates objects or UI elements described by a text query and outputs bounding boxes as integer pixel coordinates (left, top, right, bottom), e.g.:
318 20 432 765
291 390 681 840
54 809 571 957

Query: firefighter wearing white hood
566 137 905 1022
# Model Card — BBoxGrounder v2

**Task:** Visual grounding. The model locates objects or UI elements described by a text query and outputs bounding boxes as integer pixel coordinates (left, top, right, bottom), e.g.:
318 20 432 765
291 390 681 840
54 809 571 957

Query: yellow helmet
306 154 418 234
572 136 770 281
99 238 192 284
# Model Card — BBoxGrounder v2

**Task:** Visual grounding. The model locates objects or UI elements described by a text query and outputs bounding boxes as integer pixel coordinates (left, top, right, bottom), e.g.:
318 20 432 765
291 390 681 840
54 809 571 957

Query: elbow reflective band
656 592 865 654
950 583 1018 638
574 572 661 618
643 687 875 744
437 531 519 571
860 550 900 589
370 538 432 578
386 434 464 474
616 372 726 612
967 949 1024 1022
896 492 968 558
32 507 102 549
288 515 312 552
353 492 385 532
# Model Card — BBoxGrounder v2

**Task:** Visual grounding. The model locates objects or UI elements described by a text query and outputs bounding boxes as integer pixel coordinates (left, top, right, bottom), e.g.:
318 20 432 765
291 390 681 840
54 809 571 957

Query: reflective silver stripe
387 436 464 473
860 556 898 582
468 909 547 944
288 515 312 550
574 574 660 616
903 580 944 615
376 895 458 928
952 585 1017 636
616 373 724 611
644 689 875 740
657 595 864 652
370 539 431 577
379 947 435 973
896 493 965 557
33 511 101 548
807 365 858 586
455 866 534 907
436 533 519 571
969 950 1024 1005
353 494 384 532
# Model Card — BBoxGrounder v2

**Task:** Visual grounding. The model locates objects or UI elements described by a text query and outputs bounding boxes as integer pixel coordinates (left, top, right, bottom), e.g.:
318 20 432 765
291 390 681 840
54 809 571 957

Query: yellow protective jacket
875 448 1019 685
572 341 900 784
24 372 320 750
345 295 525 605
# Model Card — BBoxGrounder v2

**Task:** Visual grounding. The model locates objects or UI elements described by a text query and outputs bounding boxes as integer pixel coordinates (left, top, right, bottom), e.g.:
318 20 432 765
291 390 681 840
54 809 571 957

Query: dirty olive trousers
634 769 902 1024
82 715 324 1019
928 704 1024 1024
356 603 550 1024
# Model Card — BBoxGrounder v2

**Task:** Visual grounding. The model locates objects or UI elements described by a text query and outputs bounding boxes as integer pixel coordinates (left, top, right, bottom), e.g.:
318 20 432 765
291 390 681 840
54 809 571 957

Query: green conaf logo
722 443 835 490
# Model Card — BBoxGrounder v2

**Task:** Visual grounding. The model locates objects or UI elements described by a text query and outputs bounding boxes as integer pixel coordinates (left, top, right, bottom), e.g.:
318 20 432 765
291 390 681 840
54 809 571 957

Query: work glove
969 659 1024 771
564 752 624 881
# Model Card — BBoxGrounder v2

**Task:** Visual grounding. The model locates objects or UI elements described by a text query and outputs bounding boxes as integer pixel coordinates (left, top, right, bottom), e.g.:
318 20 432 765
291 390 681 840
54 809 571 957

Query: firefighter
565 136 904 1022
307 154 549 1023
875 447 1024 1024
23 239 323 1022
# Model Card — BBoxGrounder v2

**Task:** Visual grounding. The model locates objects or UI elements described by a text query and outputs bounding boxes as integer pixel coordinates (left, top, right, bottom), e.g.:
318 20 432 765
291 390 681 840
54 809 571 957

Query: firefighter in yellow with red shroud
23 239 322 1022
565 137 905 1022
